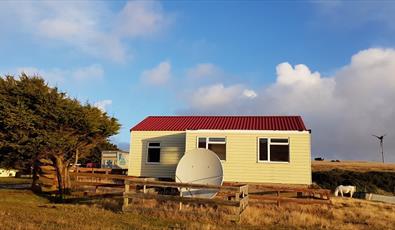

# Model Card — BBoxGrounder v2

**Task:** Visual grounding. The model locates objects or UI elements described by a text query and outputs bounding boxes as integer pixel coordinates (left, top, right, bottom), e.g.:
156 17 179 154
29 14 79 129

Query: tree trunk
53 156 71 197
31 160 41 192
64 161 72 191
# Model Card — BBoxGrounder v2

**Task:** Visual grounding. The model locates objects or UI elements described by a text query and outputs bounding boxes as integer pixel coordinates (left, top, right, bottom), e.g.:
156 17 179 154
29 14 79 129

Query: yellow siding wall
128 131 185 178
129 130 311 185
185 132 312 185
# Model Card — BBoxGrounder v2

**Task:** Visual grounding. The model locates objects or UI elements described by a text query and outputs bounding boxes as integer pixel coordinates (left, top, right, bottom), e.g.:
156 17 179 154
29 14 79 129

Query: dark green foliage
0 74 120 194
313 169 395 194
79 141 119 165
0 75 45 170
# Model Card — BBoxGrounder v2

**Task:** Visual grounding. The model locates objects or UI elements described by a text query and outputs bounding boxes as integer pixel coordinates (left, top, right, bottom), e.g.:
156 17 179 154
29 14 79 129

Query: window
197 137 226 161
258 138 268 161
258 138 289 163
198 137 206 148
270 138 289 162
147 142 161 163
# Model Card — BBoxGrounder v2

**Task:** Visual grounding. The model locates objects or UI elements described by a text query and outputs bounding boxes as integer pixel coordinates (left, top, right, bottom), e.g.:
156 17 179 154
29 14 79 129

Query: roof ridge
131 116 307 131
147 115 302 117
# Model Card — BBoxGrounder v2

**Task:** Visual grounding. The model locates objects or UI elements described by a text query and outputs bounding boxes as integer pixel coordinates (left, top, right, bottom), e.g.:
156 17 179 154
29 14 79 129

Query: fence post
179 192 183 211
122 180 130 211
178 184 186 211
297 192 303 198
277 191 280 207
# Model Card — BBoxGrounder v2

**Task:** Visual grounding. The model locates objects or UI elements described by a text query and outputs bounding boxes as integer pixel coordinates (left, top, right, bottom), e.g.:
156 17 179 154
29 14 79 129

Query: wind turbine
372 134 386 163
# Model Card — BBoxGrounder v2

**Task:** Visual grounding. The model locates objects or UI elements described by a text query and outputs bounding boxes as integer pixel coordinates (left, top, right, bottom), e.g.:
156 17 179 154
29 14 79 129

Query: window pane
208 143 226 160
270 145 289 162
147 148 160 162
198 138 206 148
271 138 288 143
259 139 268 161
208 137 226 142
149 142 160 147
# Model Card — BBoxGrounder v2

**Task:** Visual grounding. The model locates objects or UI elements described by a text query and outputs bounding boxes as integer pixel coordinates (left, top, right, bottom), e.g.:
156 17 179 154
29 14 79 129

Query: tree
0 74 120 195
0 75 43 172
79 140 119 165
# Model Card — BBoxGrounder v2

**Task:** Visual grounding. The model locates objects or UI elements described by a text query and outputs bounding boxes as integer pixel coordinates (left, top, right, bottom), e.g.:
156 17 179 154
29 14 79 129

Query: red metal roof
131 116 307 131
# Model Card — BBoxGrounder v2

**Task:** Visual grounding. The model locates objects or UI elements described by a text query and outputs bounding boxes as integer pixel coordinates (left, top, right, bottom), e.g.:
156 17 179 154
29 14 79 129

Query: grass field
0 177 32 184
312 160 395 172
1 161 394 230
0 187 394 230
312 161 395 195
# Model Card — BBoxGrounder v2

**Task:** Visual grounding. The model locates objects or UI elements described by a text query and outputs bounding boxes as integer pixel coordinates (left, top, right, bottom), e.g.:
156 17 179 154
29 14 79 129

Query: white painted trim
257 137 290 163
187 130 309 134
145 162 161 165
195 136 227 161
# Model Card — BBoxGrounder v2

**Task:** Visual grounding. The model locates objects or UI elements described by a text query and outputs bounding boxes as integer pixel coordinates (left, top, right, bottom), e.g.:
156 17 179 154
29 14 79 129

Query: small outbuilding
128 116 312 185
0 168 18 177
101 150 129 169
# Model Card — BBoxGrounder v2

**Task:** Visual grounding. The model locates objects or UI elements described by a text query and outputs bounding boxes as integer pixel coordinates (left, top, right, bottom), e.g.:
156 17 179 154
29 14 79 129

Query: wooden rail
247 185 331 206
74 167 112 174
70 171 331 215
250 195 332 206
122 179 249 221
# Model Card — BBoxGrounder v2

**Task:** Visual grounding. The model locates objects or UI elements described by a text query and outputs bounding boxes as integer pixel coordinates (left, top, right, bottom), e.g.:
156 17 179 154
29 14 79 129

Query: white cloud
243 89 257 99
141 61 171 85
183 48 395 162
72 64 104 81
188 84 256 109
14 64 104 85
186 63 222 78
94 100 112 112
0 1 171 62
114 1 171 38
266 62 337 114
314 1 395 32
16 66 66 85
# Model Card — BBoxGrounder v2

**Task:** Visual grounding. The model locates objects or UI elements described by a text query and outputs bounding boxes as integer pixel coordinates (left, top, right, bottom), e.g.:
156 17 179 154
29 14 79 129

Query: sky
1 1 395 162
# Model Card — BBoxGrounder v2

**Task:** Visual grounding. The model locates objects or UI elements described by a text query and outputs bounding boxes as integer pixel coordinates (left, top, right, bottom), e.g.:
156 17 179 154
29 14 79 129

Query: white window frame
257 137 290 163
196 137 227 161
146 142 161 164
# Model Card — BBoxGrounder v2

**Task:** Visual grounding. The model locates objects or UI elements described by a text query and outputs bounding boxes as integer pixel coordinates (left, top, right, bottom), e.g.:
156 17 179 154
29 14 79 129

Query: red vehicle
86 162 100 168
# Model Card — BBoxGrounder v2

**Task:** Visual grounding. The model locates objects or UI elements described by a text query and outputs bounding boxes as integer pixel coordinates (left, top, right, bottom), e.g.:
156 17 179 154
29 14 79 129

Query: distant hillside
312 160 395 172
312 161 395 195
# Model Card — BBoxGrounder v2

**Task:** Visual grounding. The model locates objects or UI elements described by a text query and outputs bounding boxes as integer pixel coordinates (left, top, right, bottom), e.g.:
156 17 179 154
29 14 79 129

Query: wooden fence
248 184 332 206
70 171 331 220
122 179 249 221
74 167 112 174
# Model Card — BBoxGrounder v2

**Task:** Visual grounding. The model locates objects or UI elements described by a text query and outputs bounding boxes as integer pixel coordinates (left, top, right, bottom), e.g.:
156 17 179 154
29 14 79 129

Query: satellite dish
175 148 223 199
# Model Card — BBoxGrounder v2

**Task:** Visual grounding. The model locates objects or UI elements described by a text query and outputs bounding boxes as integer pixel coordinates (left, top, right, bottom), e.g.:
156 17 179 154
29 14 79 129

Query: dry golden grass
1 189 394 230
0 189 182 230
312 160 395 172
0 177 32 184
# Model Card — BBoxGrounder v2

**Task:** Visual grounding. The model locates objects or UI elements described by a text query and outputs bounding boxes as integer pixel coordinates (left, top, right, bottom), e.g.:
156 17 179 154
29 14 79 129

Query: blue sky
1 1 395 161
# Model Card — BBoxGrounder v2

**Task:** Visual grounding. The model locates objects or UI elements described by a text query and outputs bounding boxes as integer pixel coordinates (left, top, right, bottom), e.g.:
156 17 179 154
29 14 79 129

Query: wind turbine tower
372 134 386 163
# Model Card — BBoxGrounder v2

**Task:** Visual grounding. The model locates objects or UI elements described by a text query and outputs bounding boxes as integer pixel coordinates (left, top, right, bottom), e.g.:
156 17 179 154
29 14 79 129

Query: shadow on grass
26 186 125 212
0 183 31 190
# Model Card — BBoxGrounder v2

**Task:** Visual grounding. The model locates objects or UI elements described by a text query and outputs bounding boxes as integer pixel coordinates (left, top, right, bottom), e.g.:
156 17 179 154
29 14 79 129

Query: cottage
101 150 129 169
128 116 312 185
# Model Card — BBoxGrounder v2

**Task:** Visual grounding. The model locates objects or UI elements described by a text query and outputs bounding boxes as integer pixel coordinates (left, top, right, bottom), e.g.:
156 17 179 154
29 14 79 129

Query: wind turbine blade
372 134 380 139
